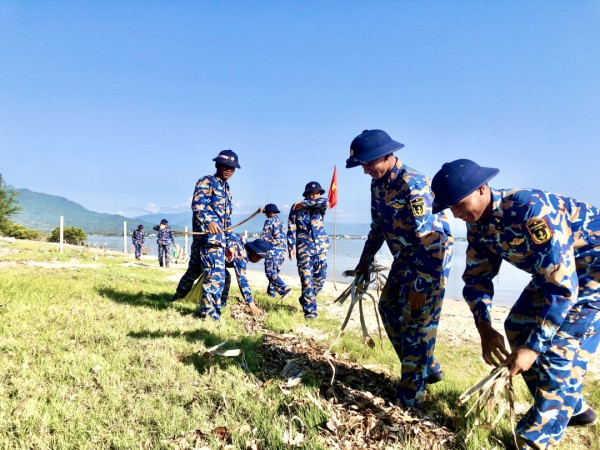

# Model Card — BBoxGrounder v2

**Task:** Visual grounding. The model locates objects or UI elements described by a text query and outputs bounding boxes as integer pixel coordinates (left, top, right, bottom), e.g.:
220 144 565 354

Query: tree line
0 175 87 245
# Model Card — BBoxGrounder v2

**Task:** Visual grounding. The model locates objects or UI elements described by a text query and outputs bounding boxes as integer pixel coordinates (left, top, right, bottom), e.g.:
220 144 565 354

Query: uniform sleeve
462 228 503 326
358 190 385 266
192 177 219 229
225 207 233 249
260 218 272 241
302 197 328 212
520 211 578 353
287 210 297 251
407 185 451 296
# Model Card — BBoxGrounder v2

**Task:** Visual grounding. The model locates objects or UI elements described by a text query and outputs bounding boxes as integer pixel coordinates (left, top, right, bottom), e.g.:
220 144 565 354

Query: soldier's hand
289 249 296 261
408 290 426 312
504 347 540 377
206 222 222 234
248 302 264 317
225 248 234 263
354 262 369 281
477 323 511 367
292 201 302 211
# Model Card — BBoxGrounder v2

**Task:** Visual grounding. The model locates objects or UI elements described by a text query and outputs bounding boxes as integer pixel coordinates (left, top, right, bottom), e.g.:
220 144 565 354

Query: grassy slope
0 239 597 449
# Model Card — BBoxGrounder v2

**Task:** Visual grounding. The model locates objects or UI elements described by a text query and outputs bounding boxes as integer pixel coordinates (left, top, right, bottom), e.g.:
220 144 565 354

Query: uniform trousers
296 252 327 317
379 242 452 408
174 240 226 319
158 243 171 267
505 274 600 449
265 253 287 296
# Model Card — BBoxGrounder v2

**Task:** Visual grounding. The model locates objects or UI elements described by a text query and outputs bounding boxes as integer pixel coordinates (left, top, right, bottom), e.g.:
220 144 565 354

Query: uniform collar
213 173 229 187
376 158 403 187
476 187 504 232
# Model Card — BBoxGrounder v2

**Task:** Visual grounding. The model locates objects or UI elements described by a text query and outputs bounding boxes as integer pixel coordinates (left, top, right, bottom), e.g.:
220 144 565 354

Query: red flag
327 166 338 209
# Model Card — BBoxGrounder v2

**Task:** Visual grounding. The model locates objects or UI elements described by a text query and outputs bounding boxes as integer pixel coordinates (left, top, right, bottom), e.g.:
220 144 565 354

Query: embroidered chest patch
390 200 405 210
508 237 525 246
410 197 426 217
526 218 553 245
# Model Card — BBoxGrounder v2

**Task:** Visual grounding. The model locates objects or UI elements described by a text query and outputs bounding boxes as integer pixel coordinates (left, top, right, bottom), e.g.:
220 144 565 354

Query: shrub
1 222 45 240
48 226 87 245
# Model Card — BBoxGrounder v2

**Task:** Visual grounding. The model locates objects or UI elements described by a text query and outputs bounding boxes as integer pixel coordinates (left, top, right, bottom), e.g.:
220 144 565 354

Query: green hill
11 189 155 235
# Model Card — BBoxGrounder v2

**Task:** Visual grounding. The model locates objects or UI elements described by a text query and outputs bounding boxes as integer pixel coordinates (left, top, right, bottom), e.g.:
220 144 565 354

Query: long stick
172 207 264 236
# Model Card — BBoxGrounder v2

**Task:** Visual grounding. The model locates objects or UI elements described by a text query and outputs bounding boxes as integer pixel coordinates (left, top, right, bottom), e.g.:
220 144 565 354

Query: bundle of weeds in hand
458 365 518 445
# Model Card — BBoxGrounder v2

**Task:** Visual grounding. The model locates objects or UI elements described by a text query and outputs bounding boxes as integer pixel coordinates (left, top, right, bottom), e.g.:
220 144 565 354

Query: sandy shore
241 267 599 382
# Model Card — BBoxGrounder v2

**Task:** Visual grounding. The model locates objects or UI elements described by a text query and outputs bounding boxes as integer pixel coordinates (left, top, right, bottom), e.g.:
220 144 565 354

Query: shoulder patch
410 197 426 217
526 218 553 245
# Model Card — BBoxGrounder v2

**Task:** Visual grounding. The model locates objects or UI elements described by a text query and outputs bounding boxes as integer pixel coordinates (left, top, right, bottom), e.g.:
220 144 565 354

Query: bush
1 222 45 240
48 226 87 245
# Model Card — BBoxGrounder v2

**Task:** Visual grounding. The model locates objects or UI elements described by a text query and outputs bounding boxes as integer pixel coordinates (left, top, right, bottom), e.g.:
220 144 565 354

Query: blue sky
2 1 600 236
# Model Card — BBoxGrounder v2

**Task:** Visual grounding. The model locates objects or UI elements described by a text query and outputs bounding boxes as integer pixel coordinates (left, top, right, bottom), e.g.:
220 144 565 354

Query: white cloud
143 203 161 214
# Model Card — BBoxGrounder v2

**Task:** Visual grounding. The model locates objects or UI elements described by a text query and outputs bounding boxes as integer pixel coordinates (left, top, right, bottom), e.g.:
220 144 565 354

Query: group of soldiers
168 149 330 320
130 219 184 267
159 128 597 450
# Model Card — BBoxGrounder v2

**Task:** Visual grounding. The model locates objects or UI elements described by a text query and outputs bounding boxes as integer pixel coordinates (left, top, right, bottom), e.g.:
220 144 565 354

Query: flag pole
327 165 338 291
333 201 337 290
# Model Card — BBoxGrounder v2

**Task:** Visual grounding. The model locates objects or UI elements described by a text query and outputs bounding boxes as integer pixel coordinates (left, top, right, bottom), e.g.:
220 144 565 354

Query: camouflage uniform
357 160 453 408
132 228 145 260
155 224 175 267
261 214 288 296
220 234 255 308
287 197 329 318
462 187 600 449
173 174 233 320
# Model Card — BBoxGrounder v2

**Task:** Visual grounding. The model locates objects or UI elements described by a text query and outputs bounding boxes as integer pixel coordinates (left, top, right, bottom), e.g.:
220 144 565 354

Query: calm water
87 235 531 308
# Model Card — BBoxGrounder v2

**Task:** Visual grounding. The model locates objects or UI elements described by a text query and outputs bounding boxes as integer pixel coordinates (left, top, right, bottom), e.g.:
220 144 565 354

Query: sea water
87 235 530 308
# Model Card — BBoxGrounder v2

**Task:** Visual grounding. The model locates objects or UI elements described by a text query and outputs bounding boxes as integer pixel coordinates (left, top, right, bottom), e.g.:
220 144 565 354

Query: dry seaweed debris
457 365 518 446
259 330 456 449
168 301 455 449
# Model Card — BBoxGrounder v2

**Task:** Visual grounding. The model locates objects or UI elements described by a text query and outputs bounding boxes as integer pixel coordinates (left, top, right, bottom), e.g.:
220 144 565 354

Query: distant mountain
12 189 156 234
10 188 371 237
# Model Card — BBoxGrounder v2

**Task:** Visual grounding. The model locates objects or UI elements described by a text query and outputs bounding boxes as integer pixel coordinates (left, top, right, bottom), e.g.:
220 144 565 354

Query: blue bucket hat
213 149 241 169
264 203 280 214
137 224 144 229
245 238 272 259
302 181 325 197
346 129 405 168
431 159 499 214
160 219 168 225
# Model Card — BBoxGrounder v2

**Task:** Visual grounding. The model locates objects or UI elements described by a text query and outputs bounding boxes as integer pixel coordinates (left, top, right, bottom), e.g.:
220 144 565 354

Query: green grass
0 239 597 449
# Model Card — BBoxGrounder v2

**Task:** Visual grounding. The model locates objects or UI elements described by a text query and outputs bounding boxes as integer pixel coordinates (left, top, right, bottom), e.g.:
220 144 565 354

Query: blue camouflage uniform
462 187 600 449
132 227 145 260
358 159 453 408
261 214 289 296
287 196 329 318
221 234 256 308
154 223 175 267
173 174 233 319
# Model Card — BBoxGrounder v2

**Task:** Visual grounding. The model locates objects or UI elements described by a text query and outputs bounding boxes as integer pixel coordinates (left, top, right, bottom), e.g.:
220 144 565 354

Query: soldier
153 219 175 267
431 159 600 448
287 182 330 319
171 150 239 320
260 203 292 299
221 235 273 317
346 129 453 409
131 224 145 260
